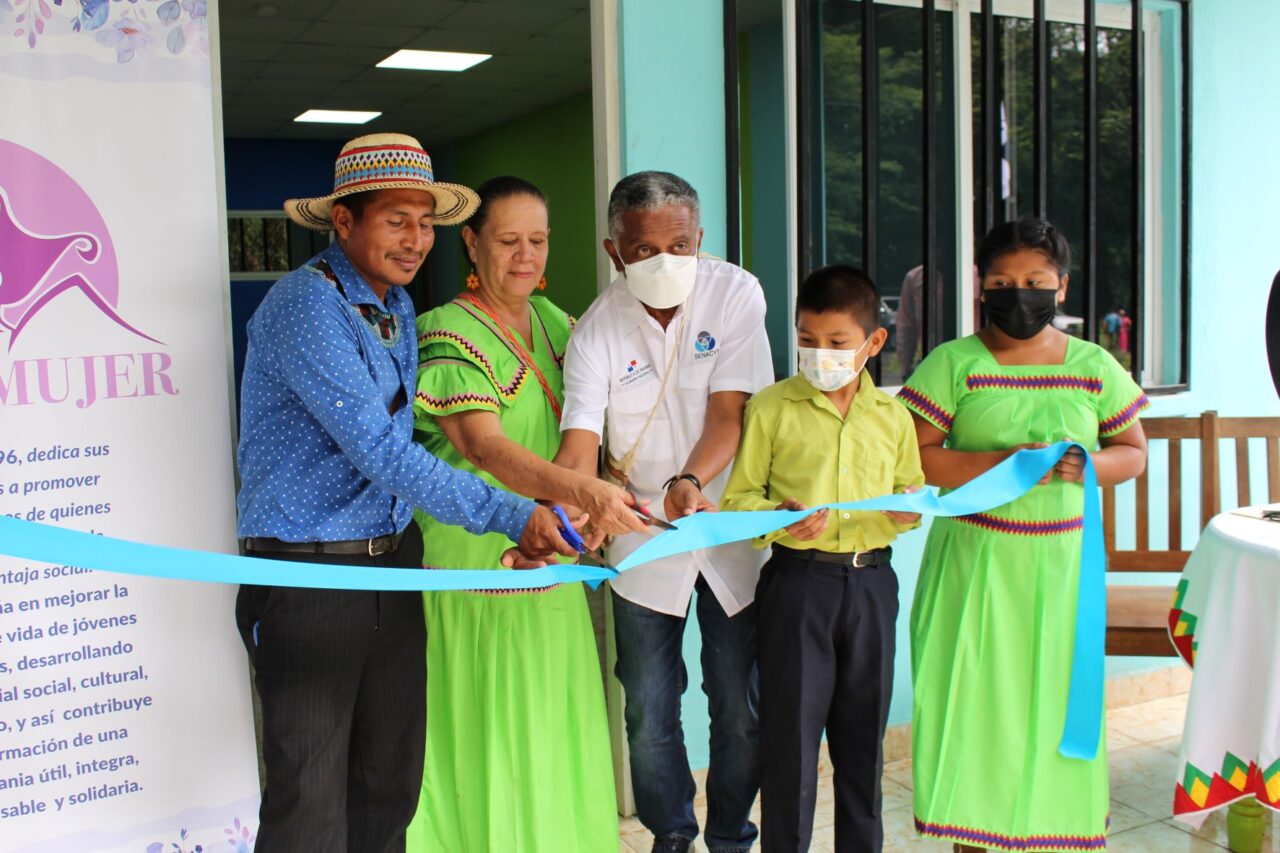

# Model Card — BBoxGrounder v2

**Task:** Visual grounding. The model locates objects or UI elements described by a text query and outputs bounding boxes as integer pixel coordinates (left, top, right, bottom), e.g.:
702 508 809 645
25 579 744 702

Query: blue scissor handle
551 505 586 553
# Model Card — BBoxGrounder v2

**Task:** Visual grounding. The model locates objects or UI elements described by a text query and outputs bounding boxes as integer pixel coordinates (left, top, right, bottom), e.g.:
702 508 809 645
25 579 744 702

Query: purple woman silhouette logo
0 139 160 350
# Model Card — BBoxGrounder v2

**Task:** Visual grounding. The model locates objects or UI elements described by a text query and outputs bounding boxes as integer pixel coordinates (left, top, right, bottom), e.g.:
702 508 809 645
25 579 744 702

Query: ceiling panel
320 0 464 27
398 29 530 54
269 43 389 65
509 34 590 61
218 0 339 22
218 17 312 43
255 62 366 82
296 21 414 48
219 0 590 140
219 41 284 63
434 3 578 35
543 9 590 39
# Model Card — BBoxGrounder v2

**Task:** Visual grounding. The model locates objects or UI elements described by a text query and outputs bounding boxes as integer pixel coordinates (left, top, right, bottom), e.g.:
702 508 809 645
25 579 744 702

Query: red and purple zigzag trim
965 373 1103 394
414 390 501 412
1099 393 1150 435
897 386 954 432
957 512 1084 536
419 329 528 398
915 817 1107 851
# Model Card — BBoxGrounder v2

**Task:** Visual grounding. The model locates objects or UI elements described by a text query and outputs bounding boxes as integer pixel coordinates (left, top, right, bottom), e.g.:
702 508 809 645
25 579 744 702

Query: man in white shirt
556 172 774 853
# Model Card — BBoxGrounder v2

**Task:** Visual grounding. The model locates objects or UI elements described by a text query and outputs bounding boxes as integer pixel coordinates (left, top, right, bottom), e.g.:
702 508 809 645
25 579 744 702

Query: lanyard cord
606 305 689 487
458 292 563 422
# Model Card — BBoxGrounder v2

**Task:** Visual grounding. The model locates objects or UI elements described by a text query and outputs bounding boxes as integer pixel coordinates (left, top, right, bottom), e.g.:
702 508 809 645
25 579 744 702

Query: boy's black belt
773 544 892 569
242 531 405 557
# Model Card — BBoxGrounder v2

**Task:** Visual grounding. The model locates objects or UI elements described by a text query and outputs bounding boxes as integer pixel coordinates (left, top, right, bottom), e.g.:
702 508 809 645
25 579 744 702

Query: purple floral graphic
146 817 257 853
9 0 207 61
94 16 149 62
224 816 256 852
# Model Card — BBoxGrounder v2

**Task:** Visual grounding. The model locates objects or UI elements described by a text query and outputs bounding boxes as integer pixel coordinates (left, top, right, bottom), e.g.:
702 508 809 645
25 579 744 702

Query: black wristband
662 472 702 492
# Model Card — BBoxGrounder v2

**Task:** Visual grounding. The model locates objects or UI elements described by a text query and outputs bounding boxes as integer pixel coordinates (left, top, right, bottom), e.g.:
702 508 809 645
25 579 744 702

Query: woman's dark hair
976 217 1072 277
796 264 881 335
466 176 548 233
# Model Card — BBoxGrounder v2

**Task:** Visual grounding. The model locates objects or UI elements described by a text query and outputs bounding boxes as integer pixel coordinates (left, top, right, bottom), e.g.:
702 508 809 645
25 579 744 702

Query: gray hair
607 171 701 241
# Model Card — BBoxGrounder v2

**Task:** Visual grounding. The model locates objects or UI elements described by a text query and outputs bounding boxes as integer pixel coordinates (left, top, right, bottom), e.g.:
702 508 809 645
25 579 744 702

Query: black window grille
763 0 1191 390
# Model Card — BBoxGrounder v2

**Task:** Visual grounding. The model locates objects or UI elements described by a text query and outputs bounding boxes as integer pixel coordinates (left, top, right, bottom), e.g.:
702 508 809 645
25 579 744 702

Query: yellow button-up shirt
722 371 925 553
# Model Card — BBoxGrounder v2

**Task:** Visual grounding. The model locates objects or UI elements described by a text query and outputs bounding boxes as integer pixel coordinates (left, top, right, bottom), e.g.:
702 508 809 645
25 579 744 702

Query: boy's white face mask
622 252 699 309
797 337 873 392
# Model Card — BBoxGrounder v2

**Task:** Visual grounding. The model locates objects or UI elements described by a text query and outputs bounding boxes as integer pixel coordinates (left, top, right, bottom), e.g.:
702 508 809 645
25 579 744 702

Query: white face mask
622 252 699 309
797 337 873 392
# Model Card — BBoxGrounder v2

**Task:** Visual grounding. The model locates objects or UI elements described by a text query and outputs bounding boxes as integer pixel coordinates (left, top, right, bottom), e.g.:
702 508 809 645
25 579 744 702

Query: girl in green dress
898 219 1149 852
405 177 648 852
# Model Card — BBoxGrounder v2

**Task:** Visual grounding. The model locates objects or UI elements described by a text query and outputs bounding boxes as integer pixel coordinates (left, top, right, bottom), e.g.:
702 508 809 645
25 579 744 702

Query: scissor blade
579 550 620 574
632 504 678 531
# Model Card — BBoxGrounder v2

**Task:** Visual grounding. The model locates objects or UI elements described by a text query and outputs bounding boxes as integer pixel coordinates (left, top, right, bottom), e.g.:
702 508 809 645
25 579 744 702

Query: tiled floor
618 692 1280 852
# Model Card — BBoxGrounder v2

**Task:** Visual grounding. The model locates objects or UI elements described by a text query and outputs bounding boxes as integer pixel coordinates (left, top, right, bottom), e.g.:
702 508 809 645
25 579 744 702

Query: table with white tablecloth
1169 509 1280 835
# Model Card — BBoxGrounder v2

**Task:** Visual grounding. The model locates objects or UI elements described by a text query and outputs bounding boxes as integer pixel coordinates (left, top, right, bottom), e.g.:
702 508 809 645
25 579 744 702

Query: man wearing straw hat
234 133 581 853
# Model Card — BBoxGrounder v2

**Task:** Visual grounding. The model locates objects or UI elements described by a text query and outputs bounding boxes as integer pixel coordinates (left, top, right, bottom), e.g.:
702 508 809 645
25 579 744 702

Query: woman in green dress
898 219 1149 852
405 177 648 852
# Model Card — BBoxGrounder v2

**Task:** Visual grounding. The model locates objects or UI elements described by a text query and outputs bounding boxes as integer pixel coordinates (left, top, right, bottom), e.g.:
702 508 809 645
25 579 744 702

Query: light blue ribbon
0 442 1104 759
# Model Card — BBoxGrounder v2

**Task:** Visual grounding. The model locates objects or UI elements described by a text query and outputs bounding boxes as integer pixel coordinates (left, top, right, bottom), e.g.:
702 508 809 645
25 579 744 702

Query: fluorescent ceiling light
294 109 381 125
377 49 491 72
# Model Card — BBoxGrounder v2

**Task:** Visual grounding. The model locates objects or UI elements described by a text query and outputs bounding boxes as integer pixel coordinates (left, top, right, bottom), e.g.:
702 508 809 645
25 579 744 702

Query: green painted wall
426 91 599 319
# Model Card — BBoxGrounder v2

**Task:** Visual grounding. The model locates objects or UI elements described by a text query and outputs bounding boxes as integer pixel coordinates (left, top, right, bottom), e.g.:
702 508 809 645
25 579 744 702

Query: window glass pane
971 6 1139 368
817 0 863 271
242 218 266 273
1047 15 1088 340
1096 23 1135 369
809 0 957 387
876 6 957 385
263 219 288 271
227 218 244 273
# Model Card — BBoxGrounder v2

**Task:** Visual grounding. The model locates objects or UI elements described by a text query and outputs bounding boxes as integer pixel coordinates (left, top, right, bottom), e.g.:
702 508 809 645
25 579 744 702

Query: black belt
773 544 892 569
242 530 405 557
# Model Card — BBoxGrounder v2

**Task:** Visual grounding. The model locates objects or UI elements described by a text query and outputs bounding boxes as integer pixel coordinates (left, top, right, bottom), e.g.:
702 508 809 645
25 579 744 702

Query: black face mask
983 287 1059 339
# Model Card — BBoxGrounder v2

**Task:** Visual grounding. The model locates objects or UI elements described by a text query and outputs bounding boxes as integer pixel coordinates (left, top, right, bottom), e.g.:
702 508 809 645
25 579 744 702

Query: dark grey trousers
234 525 425 853
756 549 899 853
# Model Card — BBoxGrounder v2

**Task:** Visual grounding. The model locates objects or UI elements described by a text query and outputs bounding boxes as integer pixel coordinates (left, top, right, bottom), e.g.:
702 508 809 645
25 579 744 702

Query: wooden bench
1103 411 1280 655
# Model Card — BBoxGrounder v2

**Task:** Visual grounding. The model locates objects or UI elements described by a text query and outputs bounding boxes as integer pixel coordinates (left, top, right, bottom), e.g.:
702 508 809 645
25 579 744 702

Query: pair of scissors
629 493 678 531
551 505 619 573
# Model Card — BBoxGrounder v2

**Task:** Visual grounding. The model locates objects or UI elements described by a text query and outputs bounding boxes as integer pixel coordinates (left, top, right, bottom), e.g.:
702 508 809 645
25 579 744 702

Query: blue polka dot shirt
235 243 535 543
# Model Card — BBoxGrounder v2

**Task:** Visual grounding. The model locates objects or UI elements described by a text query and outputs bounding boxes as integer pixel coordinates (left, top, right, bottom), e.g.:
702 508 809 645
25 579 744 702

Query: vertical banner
0 3 261 851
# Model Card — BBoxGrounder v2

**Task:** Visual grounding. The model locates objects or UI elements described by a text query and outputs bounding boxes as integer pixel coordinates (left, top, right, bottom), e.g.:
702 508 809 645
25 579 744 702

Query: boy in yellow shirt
722 265 924 853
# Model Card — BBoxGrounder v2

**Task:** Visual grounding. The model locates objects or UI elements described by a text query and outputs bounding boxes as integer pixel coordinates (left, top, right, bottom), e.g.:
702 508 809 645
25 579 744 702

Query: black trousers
756 549 899 853
234 524 426 853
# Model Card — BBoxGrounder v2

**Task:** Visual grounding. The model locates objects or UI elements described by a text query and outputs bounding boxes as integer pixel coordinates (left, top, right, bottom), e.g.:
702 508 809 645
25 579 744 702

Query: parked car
1051 312 1085 336
881 296 898 348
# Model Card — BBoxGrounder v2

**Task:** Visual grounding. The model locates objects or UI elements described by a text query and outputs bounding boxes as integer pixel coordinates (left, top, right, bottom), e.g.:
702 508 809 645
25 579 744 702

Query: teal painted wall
426 92 599 319
620 0 1280 769
616 0 731 772
618 0 727 257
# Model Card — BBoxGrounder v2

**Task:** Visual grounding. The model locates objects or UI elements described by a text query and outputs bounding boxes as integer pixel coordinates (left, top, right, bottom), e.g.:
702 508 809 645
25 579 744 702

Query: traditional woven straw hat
284 133 479 230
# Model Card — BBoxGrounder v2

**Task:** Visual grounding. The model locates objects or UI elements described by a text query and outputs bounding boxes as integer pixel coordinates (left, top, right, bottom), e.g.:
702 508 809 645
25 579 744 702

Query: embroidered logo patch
618 359 655 387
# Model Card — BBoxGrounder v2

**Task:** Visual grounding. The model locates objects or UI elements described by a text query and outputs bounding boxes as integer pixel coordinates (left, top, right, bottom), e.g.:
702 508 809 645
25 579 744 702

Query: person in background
1118 308 1133 355
899 218 1148 852
555 171 774 853
234 134 579 853
1102 308 1121 349
405 176 645 852
722 265 924 853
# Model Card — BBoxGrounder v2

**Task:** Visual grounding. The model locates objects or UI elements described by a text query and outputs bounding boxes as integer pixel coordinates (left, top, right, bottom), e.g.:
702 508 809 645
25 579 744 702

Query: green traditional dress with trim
404 295 617 853
898 335 1149 852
